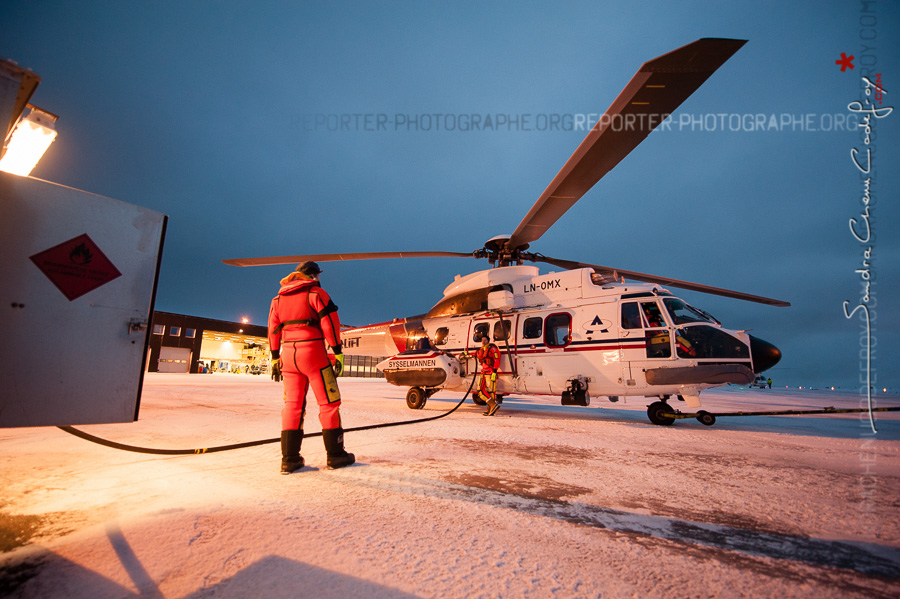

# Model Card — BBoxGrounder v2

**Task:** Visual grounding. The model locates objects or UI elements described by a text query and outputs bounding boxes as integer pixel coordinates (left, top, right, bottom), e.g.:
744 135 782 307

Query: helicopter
224 38 788 426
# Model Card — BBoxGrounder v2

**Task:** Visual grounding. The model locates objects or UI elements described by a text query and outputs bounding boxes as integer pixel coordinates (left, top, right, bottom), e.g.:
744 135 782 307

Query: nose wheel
406 387 427 409
406 386 440 409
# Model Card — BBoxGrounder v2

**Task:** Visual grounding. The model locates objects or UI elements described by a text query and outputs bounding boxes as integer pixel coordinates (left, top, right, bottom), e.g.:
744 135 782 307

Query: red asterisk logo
836 52 855 72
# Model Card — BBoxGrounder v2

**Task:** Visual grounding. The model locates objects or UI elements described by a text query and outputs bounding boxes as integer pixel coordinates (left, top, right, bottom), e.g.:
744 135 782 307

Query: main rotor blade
506 38 747 251
223 250 474 267
532 255 790 307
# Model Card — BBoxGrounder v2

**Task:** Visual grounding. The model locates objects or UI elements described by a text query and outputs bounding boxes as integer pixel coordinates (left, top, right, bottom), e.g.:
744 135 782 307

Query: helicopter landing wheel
472 395 487 406
696 410 716 426
647 401 676 426
406 386 427 410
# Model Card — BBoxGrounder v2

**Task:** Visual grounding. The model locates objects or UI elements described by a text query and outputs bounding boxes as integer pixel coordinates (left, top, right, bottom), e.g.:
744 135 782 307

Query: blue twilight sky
3 0 898 389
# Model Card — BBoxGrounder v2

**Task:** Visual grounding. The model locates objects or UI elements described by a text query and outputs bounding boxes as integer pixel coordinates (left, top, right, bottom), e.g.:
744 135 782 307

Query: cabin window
493 319 511 341
621 303 642 329
473 323 490 343
544 313 571 348
434 327 449 346
169 326 181 337
523 317 542 339
152 324 165 335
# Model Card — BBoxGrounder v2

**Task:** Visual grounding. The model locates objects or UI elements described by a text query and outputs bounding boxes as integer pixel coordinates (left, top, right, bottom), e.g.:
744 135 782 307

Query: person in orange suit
475 335 501 416
268 261 354 474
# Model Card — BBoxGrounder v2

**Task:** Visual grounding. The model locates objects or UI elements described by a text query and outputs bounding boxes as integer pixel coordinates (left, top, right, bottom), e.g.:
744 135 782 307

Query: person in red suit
475 335 501 416
268 261 354 474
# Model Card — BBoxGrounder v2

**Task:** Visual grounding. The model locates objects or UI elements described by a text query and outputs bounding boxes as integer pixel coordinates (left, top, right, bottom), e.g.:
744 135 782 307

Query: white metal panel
0 172 166 427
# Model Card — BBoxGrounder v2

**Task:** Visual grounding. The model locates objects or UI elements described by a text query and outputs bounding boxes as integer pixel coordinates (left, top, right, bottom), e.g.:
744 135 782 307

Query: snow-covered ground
1 374 898 598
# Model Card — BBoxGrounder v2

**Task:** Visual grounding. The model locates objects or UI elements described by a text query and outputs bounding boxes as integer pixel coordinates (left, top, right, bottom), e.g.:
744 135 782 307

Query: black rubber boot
280 430 304 474
322 428 355 469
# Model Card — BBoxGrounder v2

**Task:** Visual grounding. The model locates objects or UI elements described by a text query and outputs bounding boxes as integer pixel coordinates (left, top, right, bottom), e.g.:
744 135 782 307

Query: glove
271 357 283 383
333 353 345 376
490 372 497 382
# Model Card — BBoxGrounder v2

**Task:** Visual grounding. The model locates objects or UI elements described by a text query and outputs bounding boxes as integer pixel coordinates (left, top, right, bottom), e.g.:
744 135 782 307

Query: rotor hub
477 236 530 267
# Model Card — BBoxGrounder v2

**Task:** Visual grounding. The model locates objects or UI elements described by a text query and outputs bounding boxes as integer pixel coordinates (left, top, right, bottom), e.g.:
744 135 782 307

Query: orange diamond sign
30 233 122 301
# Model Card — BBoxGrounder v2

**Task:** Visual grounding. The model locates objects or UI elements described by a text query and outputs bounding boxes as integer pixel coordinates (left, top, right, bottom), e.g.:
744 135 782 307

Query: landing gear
647 400 676 426
406 387 427 409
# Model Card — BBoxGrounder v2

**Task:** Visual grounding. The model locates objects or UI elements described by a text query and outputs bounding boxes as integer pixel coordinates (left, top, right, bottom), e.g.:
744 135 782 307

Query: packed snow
1 374 898 598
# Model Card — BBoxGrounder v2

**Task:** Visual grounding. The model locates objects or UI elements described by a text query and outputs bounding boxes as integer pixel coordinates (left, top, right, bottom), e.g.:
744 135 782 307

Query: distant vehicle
749 376 768 389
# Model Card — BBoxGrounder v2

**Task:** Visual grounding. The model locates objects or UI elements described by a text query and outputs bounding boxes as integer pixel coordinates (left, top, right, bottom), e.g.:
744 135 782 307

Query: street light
0 105 58 176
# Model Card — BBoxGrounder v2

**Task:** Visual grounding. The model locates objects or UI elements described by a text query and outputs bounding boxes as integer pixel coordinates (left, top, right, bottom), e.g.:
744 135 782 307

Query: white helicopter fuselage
343 266 766 409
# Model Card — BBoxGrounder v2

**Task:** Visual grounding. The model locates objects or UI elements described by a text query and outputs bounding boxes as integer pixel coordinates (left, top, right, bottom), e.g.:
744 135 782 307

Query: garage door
158 347 191 373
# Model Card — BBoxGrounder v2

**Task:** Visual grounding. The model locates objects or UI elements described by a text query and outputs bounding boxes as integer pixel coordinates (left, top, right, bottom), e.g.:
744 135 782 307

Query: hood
278 274 318 295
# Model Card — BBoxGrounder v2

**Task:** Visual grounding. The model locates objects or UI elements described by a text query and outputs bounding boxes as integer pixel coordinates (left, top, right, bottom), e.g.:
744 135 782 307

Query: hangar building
147 312 383 378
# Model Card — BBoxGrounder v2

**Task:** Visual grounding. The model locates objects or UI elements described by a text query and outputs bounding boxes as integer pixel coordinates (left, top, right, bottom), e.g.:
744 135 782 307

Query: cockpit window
640 302 666 328
663 298 718 325
675 325 749 359
621 303 641 329
622 301 667 329
646 330 671 358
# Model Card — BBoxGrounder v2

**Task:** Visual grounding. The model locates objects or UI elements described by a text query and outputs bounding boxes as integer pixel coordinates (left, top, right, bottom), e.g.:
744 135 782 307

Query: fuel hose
58 365 480 456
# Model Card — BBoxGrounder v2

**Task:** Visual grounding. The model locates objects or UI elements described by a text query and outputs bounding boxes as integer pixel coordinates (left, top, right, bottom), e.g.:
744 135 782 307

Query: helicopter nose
749 335 781 373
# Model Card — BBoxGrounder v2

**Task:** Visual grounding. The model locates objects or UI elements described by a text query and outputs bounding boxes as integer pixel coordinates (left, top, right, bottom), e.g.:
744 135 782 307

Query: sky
3 0 898 389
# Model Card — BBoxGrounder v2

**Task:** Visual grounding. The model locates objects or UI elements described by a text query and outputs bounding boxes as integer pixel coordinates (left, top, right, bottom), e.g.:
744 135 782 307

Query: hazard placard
30 233 122 301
